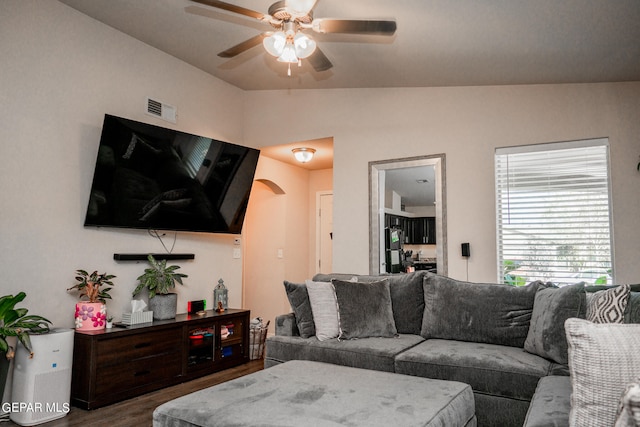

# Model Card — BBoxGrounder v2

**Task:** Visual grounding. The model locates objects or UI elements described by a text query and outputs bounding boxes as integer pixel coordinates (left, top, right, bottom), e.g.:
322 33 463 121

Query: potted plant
1 292 51 401
68 269 116 331
133 255 187 320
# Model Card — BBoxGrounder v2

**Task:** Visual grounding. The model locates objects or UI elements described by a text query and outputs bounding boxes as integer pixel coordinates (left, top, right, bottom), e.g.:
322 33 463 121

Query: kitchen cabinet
385 214 436 244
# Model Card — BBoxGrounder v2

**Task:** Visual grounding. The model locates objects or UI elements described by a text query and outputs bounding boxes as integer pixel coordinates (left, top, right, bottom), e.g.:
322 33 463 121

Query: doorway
369 154 447 276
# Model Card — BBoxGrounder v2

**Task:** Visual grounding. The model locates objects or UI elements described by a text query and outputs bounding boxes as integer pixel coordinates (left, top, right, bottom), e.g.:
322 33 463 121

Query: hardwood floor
3 360 264 427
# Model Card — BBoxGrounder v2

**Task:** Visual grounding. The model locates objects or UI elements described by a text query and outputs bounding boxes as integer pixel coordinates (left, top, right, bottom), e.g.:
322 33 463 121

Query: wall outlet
233 248 241 259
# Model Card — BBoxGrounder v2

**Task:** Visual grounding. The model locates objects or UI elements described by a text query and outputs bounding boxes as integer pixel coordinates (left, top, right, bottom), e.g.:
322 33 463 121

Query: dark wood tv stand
71 309 250 410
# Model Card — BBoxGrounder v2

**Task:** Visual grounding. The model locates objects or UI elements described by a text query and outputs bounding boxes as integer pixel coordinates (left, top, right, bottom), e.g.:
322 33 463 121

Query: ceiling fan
191 0 397 75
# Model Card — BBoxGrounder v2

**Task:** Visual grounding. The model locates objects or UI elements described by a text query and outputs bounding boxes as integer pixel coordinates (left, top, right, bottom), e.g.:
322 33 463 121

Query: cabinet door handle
134 370 151 377
134 342 151 349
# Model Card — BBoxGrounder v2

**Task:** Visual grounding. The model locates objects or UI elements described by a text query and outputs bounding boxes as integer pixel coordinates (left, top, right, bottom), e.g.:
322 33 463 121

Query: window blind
495 139 613 286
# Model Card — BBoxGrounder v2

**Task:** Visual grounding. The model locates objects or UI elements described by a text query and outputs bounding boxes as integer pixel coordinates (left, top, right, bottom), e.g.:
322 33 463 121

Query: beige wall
0 1 250 327
243 157 333 331
244 84 640 284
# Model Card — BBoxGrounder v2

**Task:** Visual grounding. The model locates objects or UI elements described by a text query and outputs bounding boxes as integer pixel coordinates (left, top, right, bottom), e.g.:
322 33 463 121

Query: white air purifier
9 329 74 426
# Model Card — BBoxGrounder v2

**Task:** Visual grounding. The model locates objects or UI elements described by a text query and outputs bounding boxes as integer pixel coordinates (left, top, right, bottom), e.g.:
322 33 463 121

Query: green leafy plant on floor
503 260 526 287
0 292 51 360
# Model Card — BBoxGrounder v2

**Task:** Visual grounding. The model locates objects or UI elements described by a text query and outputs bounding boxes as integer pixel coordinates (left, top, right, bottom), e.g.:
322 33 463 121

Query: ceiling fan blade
191 0 266 20
312 19 397 35
307 47 332 72
218 33 267 58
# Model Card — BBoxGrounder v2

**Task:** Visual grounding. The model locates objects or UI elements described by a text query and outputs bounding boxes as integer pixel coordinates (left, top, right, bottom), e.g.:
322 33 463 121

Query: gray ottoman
153 360 476 427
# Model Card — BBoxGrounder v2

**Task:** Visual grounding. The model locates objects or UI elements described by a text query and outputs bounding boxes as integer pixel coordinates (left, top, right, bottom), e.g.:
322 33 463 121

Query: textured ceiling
59 0 640 91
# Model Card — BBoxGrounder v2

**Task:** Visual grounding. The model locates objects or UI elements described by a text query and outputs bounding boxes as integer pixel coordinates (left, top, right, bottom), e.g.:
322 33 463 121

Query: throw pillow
587 284 631 323
282 281 315 338
305 280 339 341
332 279 397 340
421 275 547 347
384 271 427 335
615 381 640 427
524 283 586 364
565 318 640 427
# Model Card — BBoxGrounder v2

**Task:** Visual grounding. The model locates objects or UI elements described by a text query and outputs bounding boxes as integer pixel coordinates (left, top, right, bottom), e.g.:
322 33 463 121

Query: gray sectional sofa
265 271 640 427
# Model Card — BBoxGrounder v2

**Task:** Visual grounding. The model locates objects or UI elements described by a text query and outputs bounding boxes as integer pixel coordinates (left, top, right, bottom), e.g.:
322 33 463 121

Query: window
495 139 613 286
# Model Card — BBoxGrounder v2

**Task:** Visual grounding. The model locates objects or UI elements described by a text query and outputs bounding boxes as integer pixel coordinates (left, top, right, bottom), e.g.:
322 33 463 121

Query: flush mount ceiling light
292 147 316 163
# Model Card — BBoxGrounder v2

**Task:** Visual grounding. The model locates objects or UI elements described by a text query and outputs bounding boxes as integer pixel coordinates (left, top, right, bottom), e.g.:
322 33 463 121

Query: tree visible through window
495 139 613 286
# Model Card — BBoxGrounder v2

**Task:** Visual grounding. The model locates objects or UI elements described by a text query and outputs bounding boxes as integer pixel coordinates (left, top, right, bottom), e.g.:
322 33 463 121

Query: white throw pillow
305 280 339 341
565 318 640 427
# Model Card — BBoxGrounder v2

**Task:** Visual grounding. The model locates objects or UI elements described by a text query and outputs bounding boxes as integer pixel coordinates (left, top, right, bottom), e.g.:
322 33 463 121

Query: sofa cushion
305 280 339 341
265 334 425 372
385 271 427 335
524 283 586 364
586 284 630 323
395 339 553 401
313 272 427 335
421 275 546 347
283 281 315 338
332 279 397 340
565 318 640 427
523 376 572 427
627 292 640 323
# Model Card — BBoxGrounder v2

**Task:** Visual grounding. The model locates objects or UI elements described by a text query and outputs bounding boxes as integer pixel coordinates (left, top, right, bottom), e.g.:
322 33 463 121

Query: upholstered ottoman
153 360 476 427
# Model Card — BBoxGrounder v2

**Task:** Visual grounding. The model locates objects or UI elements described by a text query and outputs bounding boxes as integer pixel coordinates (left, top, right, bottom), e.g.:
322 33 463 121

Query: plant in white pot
0 292 51 401
132 255 187 320
67 270 116 330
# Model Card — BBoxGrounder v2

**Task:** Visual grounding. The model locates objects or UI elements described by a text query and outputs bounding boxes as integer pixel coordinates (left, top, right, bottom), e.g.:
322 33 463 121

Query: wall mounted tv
84 114 260 234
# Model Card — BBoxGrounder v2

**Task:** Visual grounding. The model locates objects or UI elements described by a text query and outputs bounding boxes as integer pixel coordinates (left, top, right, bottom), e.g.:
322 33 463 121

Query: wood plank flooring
3 360 264 427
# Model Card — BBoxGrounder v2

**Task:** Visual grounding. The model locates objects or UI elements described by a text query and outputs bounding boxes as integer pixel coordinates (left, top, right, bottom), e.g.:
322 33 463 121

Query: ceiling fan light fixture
263 31 287 57
277 43 298 63
293 32 316 58
286 0 316 16
292 147 316 163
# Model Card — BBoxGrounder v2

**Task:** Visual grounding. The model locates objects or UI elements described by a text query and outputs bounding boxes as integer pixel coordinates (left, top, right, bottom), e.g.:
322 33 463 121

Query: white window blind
495 139 613 286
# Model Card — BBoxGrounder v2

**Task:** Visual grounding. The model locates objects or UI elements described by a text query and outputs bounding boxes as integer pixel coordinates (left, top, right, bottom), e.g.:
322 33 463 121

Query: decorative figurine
216 301 225 313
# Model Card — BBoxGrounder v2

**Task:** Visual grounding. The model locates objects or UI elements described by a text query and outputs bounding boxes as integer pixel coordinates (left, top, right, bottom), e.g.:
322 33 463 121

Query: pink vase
75 302 107 331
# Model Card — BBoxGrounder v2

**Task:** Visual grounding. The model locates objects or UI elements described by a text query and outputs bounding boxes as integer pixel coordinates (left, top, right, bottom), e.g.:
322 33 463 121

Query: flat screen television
84 114 260 234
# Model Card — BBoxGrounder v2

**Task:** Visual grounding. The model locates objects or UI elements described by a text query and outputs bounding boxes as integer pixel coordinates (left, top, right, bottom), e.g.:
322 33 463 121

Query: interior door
318 192 333 273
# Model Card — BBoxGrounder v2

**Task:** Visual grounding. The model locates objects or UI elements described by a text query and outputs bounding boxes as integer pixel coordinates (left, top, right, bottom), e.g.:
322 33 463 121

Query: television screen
84 114 260 234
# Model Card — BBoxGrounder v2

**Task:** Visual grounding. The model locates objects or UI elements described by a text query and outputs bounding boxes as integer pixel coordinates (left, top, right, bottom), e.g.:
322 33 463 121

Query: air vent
146 97 177 123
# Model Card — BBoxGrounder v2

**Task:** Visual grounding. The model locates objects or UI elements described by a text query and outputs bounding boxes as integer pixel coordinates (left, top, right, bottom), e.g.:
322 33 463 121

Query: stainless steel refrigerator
385 227 403 273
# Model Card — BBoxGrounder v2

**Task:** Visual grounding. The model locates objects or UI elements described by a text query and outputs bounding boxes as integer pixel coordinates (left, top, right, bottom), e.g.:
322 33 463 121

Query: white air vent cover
146 97 177 123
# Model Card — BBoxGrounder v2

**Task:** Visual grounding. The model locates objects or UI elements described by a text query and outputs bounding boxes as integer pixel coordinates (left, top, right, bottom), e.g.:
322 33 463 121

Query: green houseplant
67 269 116 330
1 292 51 401
132 255 187 320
